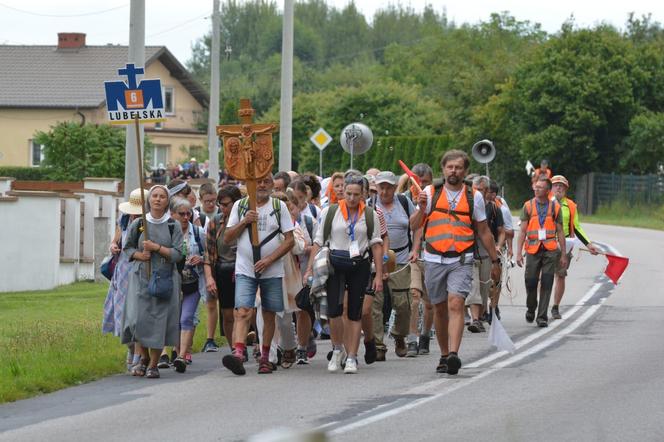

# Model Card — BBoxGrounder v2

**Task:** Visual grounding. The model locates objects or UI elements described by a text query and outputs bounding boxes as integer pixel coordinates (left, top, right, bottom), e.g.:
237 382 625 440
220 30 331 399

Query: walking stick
134 117 150 275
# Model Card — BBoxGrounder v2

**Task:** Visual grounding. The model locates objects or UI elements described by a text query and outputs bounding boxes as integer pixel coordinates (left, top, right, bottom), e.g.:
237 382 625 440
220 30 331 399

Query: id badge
349 240 360 258
538 229 547 240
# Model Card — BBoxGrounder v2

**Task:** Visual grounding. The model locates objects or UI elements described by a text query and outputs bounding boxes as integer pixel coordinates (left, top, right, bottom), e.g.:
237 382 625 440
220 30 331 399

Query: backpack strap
323 204 339 246
308 202 318 219
303 214 314 243
193 225 204 255
365 206 375 242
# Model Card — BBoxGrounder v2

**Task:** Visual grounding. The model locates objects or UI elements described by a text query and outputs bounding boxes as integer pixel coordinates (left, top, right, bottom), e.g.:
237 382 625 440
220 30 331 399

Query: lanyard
536 200 549 228
347 210 359 241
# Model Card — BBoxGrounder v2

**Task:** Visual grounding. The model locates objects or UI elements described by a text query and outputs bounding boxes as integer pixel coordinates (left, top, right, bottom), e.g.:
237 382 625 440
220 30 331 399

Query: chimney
57 33 86 49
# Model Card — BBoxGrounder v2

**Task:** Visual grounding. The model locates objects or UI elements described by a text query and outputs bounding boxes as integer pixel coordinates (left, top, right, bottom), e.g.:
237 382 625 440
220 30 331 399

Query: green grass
0 282 216 404
583 201 664 231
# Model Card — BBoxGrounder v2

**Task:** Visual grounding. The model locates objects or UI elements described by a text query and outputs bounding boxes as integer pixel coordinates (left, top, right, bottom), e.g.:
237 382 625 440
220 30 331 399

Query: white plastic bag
488 308 516 353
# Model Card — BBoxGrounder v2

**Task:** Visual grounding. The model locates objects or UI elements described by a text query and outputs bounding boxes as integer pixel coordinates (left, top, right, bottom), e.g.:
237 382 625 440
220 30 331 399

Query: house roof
0 45 209 109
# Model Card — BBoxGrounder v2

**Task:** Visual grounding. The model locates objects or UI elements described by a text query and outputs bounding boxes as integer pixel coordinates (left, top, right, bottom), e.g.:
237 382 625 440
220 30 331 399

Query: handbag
180 265 199 295
214 260 236 276
329 250 365 272
100 254 119 281
148 267 174 300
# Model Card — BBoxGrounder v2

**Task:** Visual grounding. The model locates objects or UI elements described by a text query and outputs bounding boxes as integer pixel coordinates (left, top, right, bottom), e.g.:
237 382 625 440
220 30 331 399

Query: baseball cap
551 175 569 187
375 171 397 186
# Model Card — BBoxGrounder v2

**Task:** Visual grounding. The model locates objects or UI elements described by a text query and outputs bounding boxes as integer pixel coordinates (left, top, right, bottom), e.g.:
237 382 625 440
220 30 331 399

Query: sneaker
328 349 346 372
281 349 296 369
296 349 309 365
307 335 317 359
394 336 407 357
157 354 170 369
446 353 462 375
525 310 535 323
202 339 219 353
551 305 562 320
364 338 377 364
537 317 548 328
477 321 486 332
406 341 418 357
173 356 187 373
258 360 273 374
222 354 246 375
344 357 358 374
468 320 482 333
419 335 430 355
326 350 333 361
376 348 386 362
436 355 448 373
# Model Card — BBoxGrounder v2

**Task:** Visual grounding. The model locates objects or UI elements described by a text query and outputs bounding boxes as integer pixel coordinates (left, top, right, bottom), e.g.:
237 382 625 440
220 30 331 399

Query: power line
147 13 209 38
0 2 128 18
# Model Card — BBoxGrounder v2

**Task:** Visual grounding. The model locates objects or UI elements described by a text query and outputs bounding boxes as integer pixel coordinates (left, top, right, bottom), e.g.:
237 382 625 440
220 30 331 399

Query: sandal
145 367 160 379
258 360 273 374
131 359 149 377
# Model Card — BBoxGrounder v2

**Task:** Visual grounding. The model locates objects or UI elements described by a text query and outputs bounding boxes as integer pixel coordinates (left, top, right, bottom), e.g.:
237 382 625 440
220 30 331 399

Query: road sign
310 128 332 151
104 63 166 125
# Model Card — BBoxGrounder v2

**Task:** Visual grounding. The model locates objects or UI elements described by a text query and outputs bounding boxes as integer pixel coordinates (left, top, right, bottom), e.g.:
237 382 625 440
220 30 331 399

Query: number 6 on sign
124 89 144 109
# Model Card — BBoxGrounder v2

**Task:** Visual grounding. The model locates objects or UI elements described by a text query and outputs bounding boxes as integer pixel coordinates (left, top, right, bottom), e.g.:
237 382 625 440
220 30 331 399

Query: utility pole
278 0 294 172
124 0 145 198
207 0 221 184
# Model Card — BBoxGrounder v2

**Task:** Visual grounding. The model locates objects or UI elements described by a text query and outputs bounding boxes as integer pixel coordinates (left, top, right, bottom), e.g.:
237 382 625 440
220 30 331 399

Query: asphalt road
1 223 663 442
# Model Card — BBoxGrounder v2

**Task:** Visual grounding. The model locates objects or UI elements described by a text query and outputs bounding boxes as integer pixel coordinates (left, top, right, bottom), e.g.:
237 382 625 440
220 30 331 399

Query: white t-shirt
314 206 383 255
227 198 295 279
421 184 486 264
498 197 514 232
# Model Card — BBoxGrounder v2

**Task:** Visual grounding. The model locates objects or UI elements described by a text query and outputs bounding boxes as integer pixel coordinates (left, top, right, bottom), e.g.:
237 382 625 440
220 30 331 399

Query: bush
0 167 50 180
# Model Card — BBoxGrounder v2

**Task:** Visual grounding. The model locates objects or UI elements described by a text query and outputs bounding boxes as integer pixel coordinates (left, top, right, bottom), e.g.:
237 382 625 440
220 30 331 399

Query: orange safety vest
532 167 552 182
424 185 474 256
524 198 559 254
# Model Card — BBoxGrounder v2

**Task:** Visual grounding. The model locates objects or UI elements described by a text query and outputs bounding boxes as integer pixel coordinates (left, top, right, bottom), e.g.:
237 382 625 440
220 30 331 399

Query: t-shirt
375 195 416 264
477 201 504 258
297 213 318 276
421 184 487 264
227 198 295 279
498 197 514 231
314 206 382 255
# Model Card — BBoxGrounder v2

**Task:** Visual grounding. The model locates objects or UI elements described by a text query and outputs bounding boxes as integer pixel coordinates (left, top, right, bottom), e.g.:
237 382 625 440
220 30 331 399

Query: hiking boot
157 354 170 369
376 347 386 362
436 356 448 374
281 349 296 369
446 353 462 375
394 336 407 357
328 349 346 372
468 320 482 333
202 339 219 353
344 357 358 374
537 317 548 328
296 349 309 365
525 310 536 323
419 335 430 355
551 305 562 320
364 338 377 364
406 341 418 357
258 360 274 374
222 354 246 376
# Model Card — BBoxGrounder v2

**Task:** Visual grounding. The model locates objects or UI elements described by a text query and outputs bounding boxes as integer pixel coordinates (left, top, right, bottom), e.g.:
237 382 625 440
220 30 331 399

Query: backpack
302 214 314 243
237 196 283 248
323 204 374 247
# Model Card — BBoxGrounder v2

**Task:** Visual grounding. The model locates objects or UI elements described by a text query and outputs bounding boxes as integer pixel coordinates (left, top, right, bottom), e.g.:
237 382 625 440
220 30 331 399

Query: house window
31 140 44 167
151 144 169 170
163 87 175 115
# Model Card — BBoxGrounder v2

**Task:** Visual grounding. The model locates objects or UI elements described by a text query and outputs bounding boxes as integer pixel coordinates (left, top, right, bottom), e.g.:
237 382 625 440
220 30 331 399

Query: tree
620 112 664 174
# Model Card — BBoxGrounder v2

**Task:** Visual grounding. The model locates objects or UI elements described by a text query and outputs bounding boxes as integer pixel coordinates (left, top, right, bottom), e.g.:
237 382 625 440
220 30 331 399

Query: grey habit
121 218 184 348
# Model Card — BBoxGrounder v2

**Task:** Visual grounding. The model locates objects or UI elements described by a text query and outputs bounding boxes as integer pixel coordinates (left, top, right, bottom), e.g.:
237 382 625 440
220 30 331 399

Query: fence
575 172 664 214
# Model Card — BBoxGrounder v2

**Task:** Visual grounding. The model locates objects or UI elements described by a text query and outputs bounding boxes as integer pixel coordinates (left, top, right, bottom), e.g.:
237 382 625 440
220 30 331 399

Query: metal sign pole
320 149 323 177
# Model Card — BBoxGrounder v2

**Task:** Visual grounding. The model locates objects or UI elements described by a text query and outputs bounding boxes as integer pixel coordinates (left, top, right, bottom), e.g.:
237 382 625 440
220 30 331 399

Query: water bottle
307 276 313 286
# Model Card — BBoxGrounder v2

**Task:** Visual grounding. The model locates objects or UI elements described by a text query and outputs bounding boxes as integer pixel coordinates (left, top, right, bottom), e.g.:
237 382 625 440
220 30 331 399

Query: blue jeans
235 274 284 312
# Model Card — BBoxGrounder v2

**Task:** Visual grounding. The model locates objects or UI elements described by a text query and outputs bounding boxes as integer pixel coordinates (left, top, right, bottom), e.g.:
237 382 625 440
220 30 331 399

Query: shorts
409 260 429 302
326 258 371 321
424 260 473 305
235 274 284 312
555 251 573 277
214 268 236 309
466 257 491 307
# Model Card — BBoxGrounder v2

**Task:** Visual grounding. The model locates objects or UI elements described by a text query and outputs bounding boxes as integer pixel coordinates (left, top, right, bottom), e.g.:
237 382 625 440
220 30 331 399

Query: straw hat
551 175 569 188
118 188 149 215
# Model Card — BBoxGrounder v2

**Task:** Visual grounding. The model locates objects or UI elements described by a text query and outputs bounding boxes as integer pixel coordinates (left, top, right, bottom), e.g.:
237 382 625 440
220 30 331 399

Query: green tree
620 111 664 173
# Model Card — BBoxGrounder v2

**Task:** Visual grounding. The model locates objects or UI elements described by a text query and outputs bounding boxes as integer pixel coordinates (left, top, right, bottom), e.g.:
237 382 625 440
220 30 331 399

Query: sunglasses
177 211 192 217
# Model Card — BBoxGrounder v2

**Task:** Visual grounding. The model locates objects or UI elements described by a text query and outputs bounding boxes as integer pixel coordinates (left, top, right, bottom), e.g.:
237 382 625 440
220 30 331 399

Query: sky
2 0 664 66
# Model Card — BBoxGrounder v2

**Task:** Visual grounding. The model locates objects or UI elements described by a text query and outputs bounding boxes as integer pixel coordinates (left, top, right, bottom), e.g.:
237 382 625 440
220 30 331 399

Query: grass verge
583 201 664 231
0 281 215 404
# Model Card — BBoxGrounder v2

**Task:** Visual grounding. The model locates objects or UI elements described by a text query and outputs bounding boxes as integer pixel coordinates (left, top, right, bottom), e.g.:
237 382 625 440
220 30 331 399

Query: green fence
576 173 664 214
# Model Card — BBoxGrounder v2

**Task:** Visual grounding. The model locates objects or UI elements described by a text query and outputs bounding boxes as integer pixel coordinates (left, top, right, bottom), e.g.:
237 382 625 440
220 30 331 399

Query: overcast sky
2 0 663 65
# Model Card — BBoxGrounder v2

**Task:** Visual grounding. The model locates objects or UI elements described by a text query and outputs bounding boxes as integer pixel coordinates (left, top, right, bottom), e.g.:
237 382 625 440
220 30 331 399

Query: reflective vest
524 198 559 254
557 197 577 238
424 185 474 256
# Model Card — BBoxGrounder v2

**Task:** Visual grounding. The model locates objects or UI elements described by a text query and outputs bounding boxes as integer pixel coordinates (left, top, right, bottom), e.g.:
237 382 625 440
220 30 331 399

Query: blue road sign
104 63 166 125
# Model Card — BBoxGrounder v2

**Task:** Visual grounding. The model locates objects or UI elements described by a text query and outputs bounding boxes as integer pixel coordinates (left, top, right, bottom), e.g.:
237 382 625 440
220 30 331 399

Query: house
0 32 209 169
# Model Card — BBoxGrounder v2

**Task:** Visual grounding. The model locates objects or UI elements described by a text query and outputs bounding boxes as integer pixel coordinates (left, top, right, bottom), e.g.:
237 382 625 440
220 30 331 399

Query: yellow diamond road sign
310 128 332 151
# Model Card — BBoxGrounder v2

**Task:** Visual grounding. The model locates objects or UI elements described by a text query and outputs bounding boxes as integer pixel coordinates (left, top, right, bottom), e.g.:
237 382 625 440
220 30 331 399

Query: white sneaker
344 357 358 374
328 349 346 372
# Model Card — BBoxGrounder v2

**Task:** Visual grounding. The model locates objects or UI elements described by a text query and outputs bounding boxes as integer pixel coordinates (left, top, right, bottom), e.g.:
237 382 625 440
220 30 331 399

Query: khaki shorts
410 260 429 302
465 257 491 307
555 251 573 277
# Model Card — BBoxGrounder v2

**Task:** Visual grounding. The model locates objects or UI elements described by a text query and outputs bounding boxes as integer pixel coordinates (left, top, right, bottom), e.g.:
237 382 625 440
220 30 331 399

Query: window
31 140 44 167
163 86 175 115
154 122 163 130
151 144 168 170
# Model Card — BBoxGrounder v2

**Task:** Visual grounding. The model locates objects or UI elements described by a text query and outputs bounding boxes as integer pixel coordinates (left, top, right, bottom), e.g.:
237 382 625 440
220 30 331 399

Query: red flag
604 254 629 284
398 160 421 185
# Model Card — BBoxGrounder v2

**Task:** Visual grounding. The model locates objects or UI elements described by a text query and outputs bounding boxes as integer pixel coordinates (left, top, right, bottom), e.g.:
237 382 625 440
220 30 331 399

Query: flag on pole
604 254 629 284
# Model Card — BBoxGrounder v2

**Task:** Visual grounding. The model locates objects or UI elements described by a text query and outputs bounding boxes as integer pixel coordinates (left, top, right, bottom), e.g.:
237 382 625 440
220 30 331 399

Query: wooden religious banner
217 99 278 266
